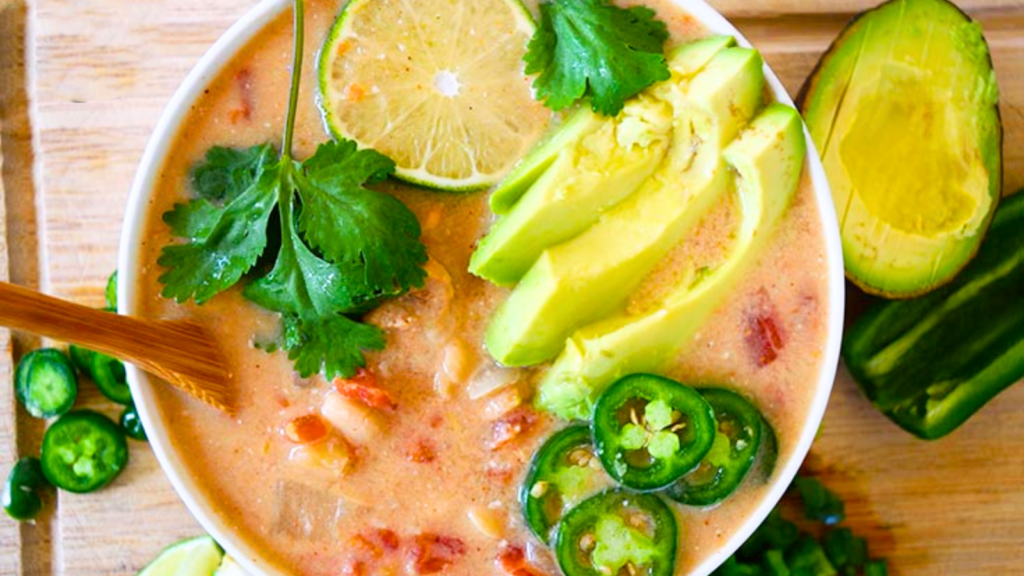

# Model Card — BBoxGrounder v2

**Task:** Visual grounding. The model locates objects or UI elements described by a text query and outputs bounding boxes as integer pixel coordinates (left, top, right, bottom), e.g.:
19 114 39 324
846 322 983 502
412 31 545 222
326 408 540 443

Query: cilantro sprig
525 0 671 116
158 0 427 379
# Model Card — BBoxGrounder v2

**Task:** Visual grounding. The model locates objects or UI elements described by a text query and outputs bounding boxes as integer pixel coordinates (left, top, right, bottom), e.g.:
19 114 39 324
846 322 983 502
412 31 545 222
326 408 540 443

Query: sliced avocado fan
472 36 737 286
801 0 1001 298
537 105 806 420
485 45 764 367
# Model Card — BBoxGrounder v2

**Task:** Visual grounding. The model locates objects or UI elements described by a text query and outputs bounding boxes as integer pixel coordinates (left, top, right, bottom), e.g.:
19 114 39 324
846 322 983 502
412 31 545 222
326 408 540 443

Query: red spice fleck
410 534 466 574
404 438 437 463
229 68 254 124
744 290 787 367
335 368 398 412
489 406 539 451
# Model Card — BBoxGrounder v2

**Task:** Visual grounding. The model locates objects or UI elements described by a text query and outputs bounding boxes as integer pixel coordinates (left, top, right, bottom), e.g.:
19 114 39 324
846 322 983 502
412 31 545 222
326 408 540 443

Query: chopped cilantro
525 0 671 116
715 476 888 576
158 0 426 379
794 476 846 525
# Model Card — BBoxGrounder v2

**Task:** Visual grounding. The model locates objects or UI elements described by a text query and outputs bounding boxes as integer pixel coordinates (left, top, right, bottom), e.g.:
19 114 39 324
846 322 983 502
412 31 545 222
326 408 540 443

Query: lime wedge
318 0 550 191
214 555 249 576
137 536 223 576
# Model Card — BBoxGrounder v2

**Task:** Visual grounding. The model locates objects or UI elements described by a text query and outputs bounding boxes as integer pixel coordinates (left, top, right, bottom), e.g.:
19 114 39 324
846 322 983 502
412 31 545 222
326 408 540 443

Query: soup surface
135 1 830 574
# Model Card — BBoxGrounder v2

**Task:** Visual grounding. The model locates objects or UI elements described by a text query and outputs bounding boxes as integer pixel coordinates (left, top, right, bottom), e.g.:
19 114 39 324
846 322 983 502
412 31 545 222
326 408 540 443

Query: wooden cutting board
1 0 1022 573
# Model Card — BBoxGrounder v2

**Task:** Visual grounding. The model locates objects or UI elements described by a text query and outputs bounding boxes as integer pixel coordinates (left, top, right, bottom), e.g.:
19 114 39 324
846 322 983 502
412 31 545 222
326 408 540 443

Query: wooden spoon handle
0 281 167 362
0 281 234 413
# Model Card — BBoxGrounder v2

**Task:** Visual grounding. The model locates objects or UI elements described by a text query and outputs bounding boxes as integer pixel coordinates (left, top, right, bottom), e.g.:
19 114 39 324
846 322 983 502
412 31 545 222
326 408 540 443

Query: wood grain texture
0 105 22 576
14 0 1024 574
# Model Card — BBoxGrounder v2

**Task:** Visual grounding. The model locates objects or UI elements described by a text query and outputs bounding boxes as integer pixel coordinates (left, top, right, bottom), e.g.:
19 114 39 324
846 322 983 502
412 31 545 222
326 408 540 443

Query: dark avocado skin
797 0 1004 300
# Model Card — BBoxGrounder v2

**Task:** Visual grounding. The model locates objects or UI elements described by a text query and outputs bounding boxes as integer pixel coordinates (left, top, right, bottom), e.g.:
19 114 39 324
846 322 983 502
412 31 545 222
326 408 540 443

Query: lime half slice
318 0 550 191
137 536 223 576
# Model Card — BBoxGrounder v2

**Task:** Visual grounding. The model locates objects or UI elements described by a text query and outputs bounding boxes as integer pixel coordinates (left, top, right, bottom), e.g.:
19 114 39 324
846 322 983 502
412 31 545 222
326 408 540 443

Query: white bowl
119 1 845 574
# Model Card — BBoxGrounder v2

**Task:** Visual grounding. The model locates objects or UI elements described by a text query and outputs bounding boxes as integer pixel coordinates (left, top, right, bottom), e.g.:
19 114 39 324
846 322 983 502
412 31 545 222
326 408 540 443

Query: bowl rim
118 1 845 574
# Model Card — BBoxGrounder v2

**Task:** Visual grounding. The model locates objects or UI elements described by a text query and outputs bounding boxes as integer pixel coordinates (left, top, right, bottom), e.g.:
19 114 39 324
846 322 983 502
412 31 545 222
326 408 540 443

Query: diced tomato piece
229 68 254 123
410 534 466 574
497 545 549 576
341 559 365 576
744 292 787 367
489 406 539 451
497 545 526 572
284 414 328 444
335 368 397 412
375 528 400 551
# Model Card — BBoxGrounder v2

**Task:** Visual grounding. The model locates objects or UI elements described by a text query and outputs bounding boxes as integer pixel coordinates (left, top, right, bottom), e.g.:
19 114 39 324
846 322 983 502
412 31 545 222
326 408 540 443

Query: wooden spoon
0 281 234 414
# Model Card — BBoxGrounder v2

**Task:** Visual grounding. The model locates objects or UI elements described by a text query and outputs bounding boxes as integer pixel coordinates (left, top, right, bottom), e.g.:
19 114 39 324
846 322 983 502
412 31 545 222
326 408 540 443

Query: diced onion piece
467 364 522 400
467 506 504 539
321 390 383 446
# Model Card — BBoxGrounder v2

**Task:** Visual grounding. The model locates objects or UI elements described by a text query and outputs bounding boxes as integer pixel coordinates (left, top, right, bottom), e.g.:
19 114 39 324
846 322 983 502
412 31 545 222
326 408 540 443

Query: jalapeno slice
521 425 611 542
3 457 50 521
120 403 148 442
592 374 716 491
15 348 78 418
41 410 129 493
555 489 677 576
69 344 132 405
667 388 763 507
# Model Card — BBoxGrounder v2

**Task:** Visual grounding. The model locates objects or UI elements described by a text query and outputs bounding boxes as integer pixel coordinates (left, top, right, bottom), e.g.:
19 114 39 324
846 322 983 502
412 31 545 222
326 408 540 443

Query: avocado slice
470 95 673 285
472 36 738 285
537 104 806 419
485 47 765 366
488 107 604 215
800 0 1001 298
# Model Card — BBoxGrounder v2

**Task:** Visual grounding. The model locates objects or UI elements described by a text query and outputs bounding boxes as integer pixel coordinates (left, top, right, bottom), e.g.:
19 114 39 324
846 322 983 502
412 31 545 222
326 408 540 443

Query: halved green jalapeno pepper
41 410 128 493
15 348 78 418
592 374 716 491
667 388 763 507
3 457 50 521
69 343 132 405
521 425 611 542
120 403 148 442
555 489 677 576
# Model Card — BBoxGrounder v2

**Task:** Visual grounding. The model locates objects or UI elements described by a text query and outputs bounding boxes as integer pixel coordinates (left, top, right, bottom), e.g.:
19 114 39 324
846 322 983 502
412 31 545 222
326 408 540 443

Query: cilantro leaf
244 189 386 379
296 140 427 305
157 159 280 304
525 0 671 116
190 144 275 202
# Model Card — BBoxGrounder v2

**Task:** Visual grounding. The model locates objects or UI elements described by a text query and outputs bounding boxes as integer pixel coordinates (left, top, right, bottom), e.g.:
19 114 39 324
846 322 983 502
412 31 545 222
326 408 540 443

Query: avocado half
800 0 1002 298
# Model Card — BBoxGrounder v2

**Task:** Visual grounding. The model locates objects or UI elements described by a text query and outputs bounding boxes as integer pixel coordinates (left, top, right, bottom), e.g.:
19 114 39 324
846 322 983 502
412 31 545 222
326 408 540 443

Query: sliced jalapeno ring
15 348 78 418
555 489 677 576
120 403 148 442
521 425 611 542
3 457 50 521
70 344 132 405
41 410 129 493
667 388 763 507
592 374 716 491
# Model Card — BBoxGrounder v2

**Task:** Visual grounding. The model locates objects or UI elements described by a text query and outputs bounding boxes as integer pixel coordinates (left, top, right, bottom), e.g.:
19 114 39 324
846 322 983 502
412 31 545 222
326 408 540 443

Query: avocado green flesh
538 105 806 420
470 95 673 285
485 48 765 367
488 108 604 215
473 36 738 286
802 0 1001 297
